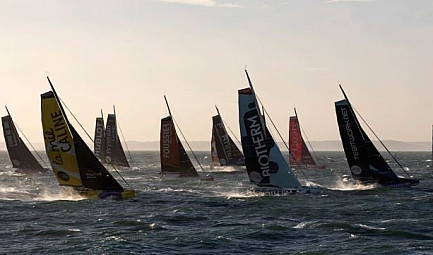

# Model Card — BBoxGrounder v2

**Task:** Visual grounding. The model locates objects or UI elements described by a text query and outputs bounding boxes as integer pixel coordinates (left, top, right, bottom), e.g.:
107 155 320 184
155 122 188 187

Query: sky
1 0 433 145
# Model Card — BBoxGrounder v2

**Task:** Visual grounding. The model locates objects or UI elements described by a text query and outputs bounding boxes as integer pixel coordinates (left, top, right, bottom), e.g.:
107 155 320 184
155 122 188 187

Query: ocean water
1 151 433 254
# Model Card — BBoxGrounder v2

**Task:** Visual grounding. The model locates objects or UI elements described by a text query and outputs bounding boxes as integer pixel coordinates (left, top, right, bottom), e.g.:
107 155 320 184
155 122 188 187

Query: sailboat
160 96 213 181
335 85 419 187
1 107 46 173
103 107 130 168
41 77 135 199
288 109 326 170
238 70 319 194
210 106 244 168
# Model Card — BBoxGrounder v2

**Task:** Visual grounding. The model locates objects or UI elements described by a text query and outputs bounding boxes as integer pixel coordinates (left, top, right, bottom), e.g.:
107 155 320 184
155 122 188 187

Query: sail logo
162 123 171 158
45 111 72 166
94 120 104 158
215 122 232 159
341 107 359 160
245 113 270 177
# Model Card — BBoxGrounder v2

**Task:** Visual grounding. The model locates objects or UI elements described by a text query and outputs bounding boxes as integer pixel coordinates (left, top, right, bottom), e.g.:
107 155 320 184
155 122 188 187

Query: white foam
326 178 377 191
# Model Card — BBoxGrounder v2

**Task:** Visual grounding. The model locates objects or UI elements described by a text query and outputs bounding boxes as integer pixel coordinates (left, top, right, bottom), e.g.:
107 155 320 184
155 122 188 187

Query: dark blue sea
1 151 433 254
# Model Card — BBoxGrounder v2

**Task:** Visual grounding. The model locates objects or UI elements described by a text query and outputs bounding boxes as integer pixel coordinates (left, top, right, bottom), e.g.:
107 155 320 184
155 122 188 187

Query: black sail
212 115 230 165
71 125 124 191
178 138 199 177
1 115 44 172
335 99 398 182
104 114 129 167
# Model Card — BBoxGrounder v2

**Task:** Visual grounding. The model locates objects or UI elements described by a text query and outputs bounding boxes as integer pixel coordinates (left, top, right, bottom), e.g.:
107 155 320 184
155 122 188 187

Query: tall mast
164 95 172 117
215 105 221 117
5 105 11 116
244 70 262 115
244 69 266 135
47 76 70 125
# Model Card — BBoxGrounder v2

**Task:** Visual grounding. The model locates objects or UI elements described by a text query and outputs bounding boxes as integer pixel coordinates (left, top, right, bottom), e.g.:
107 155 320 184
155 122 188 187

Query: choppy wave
1 151 433 254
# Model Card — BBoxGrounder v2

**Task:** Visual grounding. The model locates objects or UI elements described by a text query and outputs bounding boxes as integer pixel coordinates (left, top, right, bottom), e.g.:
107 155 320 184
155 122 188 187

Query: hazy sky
1 0 433 145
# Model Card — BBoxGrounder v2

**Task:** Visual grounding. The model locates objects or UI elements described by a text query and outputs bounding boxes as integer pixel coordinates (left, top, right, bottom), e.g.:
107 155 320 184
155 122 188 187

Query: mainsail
1 108 45 172
94 112 105 161
160 116 199 177
41 77 134 198
238 87 301 190
335 86 419 187
210 107 244 167
104 113 130 168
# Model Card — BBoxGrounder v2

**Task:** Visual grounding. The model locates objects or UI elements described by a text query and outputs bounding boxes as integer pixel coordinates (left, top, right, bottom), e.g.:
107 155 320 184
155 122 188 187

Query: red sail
289 116 303 165
289 116 316 166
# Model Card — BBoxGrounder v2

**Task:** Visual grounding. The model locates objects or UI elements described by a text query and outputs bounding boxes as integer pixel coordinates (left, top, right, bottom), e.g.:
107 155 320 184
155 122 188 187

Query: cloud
158 0 240 8
326 0 375 3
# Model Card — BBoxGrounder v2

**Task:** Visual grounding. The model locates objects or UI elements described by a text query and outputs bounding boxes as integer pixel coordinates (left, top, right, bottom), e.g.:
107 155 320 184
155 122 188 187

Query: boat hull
292 164 326 170
74 187 136 199
14 167 49 174
379 178 419 188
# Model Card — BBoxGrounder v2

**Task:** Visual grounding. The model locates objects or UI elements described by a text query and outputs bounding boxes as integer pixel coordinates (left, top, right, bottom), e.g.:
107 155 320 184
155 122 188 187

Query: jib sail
104 114 129 167
211 112 244 166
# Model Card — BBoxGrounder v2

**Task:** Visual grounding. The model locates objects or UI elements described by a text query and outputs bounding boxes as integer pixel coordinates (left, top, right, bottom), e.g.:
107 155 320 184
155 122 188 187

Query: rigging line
117 122 134 165
14 122 49 168
58 97 94 143
221 118 242 148
58 99 131 186
352 106 411 178
172 117 208 175
110 163 131 187
299 126 319 161
255 96 313 186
